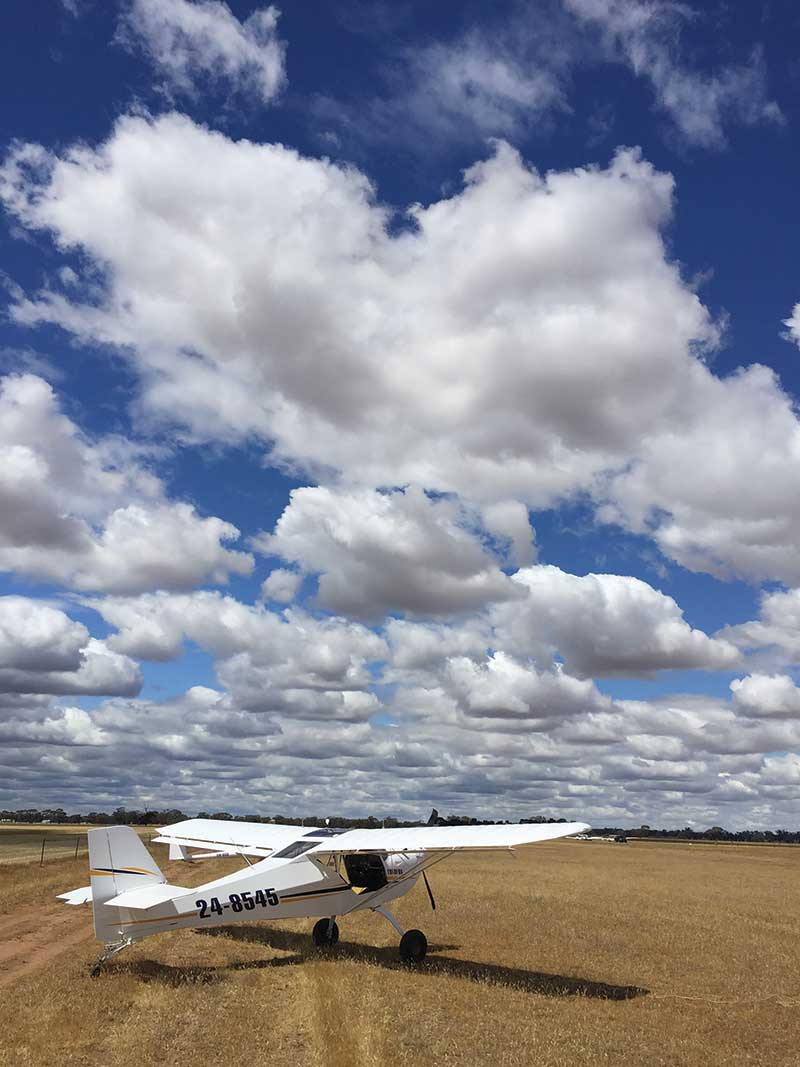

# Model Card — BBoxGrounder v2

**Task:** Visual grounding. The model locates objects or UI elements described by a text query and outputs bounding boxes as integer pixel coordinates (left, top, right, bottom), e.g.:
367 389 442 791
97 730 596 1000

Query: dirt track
0 900 92 989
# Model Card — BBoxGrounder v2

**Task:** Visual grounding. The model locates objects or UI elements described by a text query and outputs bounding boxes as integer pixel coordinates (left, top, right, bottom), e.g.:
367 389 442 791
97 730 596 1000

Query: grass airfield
0 829 798 1066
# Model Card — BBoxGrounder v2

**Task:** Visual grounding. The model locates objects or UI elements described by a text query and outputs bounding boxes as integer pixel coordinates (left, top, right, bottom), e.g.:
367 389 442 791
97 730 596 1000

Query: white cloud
89 590 386 721
0 597 141 696
730 674 800 720
2 114 800 591
326 0 779 155
255 486 524 618
91 589 386 668
71 503 252 594
117 0 286 104
383 617 492 685
492 565 740 677
597 365 800 584
565 0 782 148
0 597 88 672
480 500 537 568
783 302 800 348
0 638 141 697
0 374 252 593
719 587 800 665
0 118 712 503
444 652 610 724
361 18 572 146
261 567 302 603
0 705 105 747
3 670 799 824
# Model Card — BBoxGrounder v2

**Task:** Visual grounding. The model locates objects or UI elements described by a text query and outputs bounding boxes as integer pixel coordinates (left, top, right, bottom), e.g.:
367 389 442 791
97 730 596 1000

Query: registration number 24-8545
196 888 279 918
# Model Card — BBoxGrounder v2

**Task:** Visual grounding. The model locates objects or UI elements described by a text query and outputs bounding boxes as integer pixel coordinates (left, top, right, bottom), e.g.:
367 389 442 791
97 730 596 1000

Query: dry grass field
1 829 798 1067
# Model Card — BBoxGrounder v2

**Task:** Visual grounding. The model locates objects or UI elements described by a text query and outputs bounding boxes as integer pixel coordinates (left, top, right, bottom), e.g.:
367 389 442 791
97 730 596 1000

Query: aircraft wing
152 817 318 858
305 821 591 856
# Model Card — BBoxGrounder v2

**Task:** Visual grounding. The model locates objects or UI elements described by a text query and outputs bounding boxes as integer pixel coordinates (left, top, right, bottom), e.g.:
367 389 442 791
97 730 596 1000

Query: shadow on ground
114 924 647 1001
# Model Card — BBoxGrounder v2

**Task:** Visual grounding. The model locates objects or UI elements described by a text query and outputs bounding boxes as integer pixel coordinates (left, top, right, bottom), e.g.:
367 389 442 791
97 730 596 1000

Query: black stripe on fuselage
91 867 151 876
279 883 351 901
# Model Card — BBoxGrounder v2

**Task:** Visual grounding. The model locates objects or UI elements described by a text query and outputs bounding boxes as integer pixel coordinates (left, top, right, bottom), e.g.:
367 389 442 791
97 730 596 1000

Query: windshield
273 839 319 859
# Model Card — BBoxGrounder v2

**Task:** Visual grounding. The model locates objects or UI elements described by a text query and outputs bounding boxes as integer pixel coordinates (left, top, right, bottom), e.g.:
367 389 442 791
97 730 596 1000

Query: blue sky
1 0 800 826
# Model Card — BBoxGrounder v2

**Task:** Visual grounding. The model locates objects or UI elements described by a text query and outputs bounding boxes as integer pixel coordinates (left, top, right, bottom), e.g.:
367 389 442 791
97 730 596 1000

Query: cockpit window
304 827 347 838
273 839 319 859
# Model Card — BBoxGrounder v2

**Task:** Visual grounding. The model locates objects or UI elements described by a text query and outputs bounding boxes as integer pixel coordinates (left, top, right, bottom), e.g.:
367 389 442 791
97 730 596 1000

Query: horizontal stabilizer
104 883 188 910
57 885 92 905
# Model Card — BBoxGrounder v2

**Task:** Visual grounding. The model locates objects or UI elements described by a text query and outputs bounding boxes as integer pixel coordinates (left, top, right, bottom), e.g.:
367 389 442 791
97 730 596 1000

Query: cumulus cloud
0 597 88 672
0 374 252 592
261 568 302 603
2 667 797 824
7 114 797 592
596 365 800 584
8 116 794 582
89 590 386 719
730 674 800 719
718 587 800 665
491 565 740 677
0 597 141 697
565 0 782 148
0 117 711 498
117 0 286 104
91 589 385 667
444 652 611 724
255 486 525 618
0 638 141 697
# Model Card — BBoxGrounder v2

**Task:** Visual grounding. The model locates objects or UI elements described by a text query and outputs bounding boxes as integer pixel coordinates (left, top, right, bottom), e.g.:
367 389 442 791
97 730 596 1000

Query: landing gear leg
372 905 427 963
89 936 133 977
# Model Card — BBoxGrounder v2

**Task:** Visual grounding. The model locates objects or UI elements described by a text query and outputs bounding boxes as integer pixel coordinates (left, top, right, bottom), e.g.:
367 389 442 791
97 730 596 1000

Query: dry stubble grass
0 833 799 1067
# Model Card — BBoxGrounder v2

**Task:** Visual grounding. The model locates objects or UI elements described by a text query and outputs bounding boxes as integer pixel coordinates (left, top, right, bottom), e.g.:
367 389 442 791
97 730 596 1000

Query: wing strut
422 870 436 911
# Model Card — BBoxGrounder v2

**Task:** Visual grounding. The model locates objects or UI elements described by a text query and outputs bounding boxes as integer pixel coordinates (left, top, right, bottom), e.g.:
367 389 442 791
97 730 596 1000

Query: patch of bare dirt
0 902 91 988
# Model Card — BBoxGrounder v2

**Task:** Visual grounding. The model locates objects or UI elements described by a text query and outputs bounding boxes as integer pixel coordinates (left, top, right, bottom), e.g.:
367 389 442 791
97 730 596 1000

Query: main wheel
312 918 340 948
399 928 427 963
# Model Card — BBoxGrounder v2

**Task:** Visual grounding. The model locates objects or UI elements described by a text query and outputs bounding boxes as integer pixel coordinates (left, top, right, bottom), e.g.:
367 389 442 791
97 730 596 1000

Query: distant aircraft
58 817 590 975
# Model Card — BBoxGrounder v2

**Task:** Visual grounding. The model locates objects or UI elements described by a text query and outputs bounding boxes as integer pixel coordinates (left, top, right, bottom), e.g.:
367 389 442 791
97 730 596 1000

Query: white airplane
58 817 590 975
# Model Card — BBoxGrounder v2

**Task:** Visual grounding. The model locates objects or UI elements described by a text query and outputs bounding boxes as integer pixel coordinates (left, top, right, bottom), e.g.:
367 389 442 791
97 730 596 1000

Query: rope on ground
650 992 800 1008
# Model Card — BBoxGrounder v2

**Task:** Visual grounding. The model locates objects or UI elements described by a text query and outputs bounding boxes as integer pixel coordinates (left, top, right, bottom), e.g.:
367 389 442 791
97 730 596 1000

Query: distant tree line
588 824 800 844
2 808 799 842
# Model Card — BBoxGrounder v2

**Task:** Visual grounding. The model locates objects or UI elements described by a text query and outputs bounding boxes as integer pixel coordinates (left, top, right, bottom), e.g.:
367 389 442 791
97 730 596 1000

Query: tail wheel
399 928 427 963
312 918 340 948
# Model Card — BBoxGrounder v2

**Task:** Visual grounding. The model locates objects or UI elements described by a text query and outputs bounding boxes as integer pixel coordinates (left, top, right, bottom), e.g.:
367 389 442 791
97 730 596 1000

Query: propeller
422 870 436 911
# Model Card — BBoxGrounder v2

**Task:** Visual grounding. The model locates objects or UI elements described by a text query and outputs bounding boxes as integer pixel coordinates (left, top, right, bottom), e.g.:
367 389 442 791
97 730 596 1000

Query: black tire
89 963 102 978
312 918 340 948
399 928 427 963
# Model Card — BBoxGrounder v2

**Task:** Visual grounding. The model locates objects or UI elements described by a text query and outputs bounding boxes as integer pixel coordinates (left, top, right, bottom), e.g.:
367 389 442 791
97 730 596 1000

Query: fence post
40 837 46 866
74 835 80 859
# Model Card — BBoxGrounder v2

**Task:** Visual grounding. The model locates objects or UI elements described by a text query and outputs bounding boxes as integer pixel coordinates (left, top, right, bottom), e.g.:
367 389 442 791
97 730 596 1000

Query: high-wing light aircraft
58 817 590 975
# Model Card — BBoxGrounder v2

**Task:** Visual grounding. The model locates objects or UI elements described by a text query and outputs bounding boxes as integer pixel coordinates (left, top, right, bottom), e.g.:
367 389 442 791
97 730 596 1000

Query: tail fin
89 826 165 944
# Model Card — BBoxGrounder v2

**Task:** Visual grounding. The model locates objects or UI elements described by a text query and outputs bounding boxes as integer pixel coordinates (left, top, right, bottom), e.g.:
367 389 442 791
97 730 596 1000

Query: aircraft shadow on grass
115 924 647 1001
